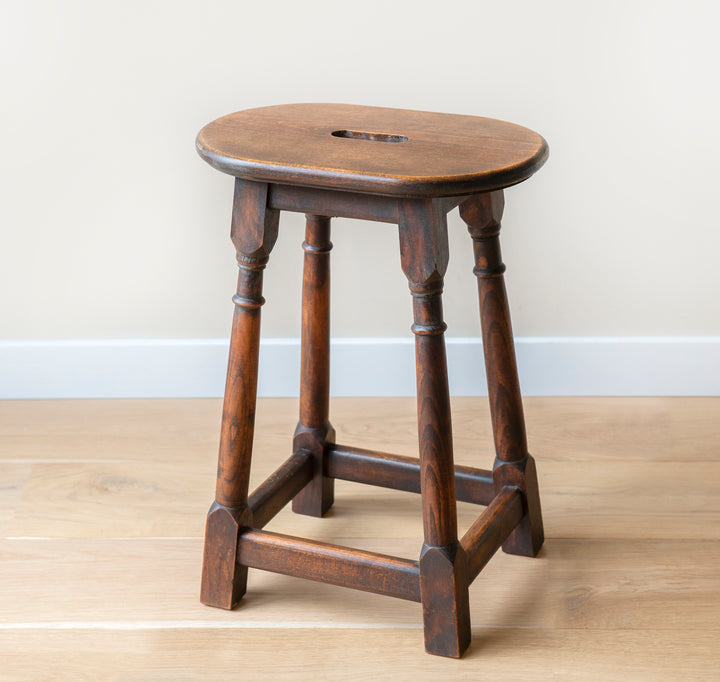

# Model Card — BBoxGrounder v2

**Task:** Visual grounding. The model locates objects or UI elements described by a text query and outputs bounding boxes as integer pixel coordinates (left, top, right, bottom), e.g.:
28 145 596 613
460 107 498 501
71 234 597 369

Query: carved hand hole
331 130 408 143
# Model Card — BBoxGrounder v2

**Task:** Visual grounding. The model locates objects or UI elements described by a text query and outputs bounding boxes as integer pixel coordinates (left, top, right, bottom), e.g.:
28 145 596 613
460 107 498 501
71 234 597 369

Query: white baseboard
1 337 719 399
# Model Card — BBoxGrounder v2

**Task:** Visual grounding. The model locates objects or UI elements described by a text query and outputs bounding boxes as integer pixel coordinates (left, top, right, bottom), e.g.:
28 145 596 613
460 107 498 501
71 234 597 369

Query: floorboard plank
0 628 717 681
0 538 717 631
8 460 718 540
0 464 31 536
4 398 718 465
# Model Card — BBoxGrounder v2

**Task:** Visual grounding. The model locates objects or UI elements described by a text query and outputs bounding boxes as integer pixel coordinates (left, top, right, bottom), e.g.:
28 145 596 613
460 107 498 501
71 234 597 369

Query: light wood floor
0 397 718 680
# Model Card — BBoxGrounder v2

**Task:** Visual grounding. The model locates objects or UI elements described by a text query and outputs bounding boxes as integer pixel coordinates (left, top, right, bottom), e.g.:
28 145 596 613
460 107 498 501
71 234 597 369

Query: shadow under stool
195 103 548 658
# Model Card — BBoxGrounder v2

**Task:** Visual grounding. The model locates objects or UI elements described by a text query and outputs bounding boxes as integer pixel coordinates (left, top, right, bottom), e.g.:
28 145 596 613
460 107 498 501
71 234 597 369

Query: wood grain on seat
196 103 548 197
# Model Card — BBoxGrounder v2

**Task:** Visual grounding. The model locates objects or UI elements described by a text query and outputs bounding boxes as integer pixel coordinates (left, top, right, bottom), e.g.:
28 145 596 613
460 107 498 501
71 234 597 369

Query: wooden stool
196 103 548 658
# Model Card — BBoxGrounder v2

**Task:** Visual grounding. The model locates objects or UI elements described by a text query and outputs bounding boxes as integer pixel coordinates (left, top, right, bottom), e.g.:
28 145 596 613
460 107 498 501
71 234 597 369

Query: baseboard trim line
1 337 718 398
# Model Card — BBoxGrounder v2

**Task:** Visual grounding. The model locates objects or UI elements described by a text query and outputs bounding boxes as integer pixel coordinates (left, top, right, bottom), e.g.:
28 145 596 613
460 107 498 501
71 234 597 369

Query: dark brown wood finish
398 198 454 546
198 104 547 659
326 443 494 505
248 451 313 530
236 529 421 602
398 198 471 657
269 184 399 223
200 178 278 609
197 104 548 197
268 184 467 223
292 215 335 517
460 191 544 558
419 542 471 658
200 503 251 610
460 486 524 583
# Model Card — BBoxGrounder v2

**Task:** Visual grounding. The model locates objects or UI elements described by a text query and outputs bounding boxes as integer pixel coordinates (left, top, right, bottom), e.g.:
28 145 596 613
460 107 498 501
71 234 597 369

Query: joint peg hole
331 130 408 143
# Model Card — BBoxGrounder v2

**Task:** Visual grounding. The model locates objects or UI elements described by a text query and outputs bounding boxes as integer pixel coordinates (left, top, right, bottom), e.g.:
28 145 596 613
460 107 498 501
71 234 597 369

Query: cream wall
1 2 719 362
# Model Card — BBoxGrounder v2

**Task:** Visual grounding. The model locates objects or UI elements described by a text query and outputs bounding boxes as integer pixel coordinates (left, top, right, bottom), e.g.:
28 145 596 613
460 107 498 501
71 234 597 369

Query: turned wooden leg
460 191 544 558
201 179 279 609
292 215 335 516
399 199 471 658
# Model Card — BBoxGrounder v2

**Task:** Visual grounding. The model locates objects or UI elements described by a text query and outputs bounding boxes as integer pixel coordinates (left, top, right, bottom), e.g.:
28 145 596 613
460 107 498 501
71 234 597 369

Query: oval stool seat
196 103 548 196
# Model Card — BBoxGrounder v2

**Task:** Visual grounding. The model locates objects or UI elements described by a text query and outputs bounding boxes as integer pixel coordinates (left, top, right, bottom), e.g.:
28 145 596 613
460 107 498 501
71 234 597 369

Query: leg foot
419 544 471 658
494 454 544 557
200 504 252 609
291 424 335 517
